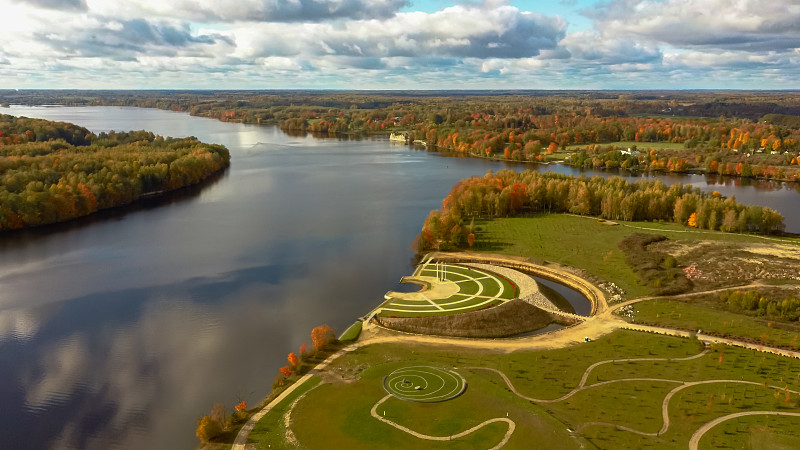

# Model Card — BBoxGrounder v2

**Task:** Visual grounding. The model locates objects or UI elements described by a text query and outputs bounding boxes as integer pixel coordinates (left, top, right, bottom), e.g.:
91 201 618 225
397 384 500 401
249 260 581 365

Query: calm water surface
1 106 798 449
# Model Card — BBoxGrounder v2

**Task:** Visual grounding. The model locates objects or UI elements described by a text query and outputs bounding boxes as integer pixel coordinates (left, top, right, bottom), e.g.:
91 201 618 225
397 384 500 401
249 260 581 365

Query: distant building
390 132 409 143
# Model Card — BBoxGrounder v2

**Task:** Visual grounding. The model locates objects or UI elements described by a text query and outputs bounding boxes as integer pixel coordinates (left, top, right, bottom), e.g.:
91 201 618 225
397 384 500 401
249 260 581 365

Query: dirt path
689 411 800 450
607 281 800 315
233 257 800 448
466 353 800 444
370 394 515 449
231 342 365 450
562 213 800 246
465 347 709 403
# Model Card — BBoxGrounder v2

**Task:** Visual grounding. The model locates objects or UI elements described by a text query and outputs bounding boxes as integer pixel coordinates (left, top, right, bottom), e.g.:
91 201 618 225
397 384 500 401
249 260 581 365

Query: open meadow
243 330 800 449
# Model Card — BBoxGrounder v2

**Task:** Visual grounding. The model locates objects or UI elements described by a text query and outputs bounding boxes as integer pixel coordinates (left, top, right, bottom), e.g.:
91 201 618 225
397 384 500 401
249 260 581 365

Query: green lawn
701 414 800 449
339 320 363 342
472 214 800 299
565 141 686 151
290 358 579 450
263 330 800 449
380 264 517 318
626 298 800 351
246 377 322 449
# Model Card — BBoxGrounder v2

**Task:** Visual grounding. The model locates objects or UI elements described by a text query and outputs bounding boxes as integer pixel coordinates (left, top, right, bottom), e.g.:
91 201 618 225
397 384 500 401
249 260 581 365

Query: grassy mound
377 299 572 338
339 321 363 342
618 233 692 295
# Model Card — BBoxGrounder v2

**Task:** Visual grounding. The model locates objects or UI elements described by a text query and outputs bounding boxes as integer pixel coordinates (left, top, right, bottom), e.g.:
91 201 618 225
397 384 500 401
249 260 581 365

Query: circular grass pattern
382 366 467 403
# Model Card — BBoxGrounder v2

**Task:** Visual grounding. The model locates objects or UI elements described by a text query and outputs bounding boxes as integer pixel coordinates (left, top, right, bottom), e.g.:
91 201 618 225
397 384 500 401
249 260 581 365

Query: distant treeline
419 170 786 251
0 114 230 230
4 91 800 181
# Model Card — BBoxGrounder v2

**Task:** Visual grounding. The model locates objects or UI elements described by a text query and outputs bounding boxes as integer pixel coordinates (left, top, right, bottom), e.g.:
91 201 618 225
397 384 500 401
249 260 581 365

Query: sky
1 0 798 90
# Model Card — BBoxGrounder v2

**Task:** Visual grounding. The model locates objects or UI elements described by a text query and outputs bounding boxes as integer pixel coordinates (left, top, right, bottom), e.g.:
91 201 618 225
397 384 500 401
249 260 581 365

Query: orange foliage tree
279 366 292 377
288 352 299 368
688 212 698 228
299 343 307 357
467 233 475 248
235 401 247 412
311 324 336 351
547 141 558 154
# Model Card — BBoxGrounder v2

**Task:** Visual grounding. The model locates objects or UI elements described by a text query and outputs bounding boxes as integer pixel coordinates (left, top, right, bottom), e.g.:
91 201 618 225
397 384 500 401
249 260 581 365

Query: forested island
0 114 230 230
4 90 800 183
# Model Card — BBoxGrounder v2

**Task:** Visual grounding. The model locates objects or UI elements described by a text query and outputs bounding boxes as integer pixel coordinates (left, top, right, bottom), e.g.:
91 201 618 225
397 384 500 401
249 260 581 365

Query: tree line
419 170 786 251
721 290 800 322
0 114 230 230
5 91 800 181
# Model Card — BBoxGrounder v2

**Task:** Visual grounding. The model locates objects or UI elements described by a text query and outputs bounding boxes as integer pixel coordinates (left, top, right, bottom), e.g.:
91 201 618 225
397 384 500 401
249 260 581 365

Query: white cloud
591 0 800 52
84 0 409 23
1 0 799 88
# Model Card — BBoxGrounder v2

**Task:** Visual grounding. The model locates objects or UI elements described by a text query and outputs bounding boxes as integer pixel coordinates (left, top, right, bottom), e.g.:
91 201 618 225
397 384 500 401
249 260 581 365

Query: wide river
1 106 798 450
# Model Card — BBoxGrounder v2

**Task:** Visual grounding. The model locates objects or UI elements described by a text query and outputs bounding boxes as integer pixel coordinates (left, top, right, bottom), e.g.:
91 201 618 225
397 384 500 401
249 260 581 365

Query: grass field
565 141 686 151
626 297 800 351
254 330 800 449
246 377 322 449
701 414 800 449
378 263 518 318
473 214 800 299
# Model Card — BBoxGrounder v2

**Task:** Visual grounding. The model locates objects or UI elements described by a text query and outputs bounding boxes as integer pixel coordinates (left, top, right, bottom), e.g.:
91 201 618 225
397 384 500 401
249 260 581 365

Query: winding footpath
370 394 515 450
688 411 800 450
233 255 800 449
466 347 710 404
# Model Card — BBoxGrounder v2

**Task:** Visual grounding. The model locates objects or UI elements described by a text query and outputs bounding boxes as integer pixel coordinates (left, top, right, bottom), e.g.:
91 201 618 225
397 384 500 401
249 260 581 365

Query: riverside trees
0 114 230 230
419 170 786 251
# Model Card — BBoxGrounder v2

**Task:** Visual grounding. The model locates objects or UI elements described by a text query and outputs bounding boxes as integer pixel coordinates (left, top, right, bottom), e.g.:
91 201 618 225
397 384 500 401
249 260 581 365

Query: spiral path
383 366 467 402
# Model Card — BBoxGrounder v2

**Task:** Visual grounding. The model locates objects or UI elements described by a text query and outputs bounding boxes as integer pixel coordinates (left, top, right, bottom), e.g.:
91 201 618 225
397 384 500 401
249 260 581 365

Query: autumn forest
0 114 230 230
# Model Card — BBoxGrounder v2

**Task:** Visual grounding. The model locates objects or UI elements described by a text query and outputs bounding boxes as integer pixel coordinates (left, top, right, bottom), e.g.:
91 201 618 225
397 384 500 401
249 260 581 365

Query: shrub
311 324 336 350
196 416 223 442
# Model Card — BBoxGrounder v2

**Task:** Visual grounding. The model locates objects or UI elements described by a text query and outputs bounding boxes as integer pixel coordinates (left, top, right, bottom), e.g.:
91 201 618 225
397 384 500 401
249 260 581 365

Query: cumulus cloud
559 30 662 65
33 18 231 60
13 0 87 11
589 0 800 52
85 0 409 23
2 0 799 88
234 4 567 60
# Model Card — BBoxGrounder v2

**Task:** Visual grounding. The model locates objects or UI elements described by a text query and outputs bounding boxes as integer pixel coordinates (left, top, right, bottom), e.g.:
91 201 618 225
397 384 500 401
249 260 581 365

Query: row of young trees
419 170 786 251
722 290 800 322
0 114 230 230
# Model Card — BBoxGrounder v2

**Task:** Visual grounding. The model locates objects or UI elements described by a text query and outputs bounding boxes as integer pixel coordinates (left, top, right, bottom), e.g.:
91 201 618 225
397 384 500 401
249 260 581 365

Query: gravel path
370 394 515 450
233 257 800 449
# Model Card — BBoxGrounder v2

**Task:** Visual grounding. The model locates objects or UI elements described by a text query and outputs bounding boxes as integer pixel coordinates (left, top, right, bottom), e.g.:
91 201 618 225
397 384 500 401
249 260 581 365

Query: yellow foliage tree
196 416 223 442
688 212 698 228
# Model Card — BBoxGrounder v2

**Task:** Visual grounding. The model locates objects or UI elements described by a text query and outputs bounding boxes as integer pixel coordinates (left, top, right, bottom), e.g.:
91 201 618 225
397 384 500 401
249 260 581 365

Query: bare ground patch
650 240 800 289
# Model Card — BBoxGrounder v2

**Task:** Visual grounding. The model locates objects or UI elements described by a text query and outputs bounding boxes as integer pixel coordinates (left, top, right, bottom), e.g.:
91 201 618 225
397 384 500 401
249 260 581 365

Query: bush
196 416 223 442
311 324 337 351
618 233 691 295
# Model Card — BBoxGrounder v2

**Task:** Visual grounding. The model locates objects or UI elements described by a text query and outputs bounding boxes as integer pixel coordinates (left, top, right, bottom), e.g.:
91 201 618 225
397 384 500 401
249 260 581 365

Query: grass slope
273 330 800 449
378 298 560 338
627 298 800 351
473 214 800 299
